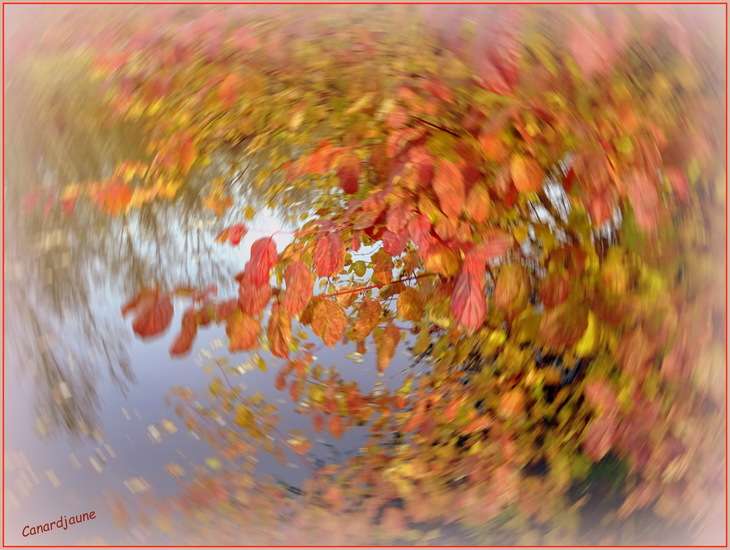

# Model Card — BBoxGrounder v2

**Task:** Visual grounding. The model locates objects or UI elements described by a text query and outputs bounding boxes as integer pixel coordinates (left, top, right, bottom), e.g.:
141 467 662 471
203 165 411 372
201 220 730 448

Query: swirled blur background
3 4 726 546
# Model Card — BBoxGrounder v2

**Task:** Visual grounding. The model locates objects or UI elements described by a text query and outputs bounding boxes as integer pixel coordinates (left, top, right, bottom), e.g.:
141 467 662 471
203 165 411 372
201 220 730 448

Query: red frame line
1 2 728 549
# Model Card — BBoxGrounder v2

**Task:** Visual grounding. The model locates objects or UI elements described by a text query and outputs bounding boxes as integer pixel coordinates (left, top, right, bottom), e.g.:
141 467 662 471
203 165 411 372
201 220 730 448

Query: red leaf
451 258 486 332
226 309 260 352
284 261 314 316
239 274 272 315
408 215 433 250
386 105 409 129
267 303 292 359
312 413 324 433
337 153 361 194
170 308 198 356
122 289 157 317
131 292 174 339
387 128 422 158
214 299 239 322
313 232 345 277
433 159 465 219
409 146 435 188
386 200 415 233
382 229 408 256
245 237 277 286
216 223 248 245
473 229 513 262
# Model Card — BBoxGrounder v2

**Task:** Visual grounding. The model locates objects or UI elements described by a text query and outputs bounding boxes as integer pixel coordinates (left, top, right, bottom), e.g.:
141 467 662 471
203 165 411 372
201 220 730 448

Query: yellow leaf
575 311 598 357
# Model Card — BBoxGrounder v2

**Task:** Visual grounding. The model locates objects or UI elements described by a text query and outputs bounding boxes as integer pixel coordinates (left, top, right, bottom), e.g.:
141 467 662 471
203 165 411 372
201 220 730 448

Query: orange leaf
373 322 400 372
463 413 495 434
312 299 347 347
539 302 589 351
538 271 570 308
238 273 272 315
329 415 344 439
312 413 324 433
178 138 196 174
510 154 543 192
451 257 486 332
219 73 240 109
284 261 314 316
245 237 277 287
170 308 197 356
226 309 260 352
350 298 381 341
494 264 529 315
433 159 465 219
465 184 492 223
313 232 345 277
396 287 423 323
267 303 292 359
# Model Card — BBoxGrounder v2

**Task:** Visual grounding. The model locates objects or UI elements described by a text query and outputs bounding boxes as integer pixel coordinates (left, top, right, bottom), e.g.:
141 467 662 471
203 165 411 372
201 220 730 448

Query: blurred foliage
7 4 725 545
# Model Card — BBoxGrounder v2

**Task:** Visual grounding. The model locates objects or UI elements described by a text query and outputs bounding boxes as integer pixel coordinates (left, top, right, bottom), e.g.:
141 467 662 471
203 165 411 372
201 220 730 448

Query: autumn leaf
337 152 361 194
472 229 514 262
170 308 198 356
494 264 529 315
386 200 415 233
382 229 408 256
350 297 381 341
451 258 486 332
538 271 570 308
539 302 589 351
510 154 543 193
626 170 660 231
373 322 400 372
284 261 314 316
219 73 240 108
215 223 248 245
465 184 492 223
239 274 272 315
267 303 292 359
129 290 174 339
582 416 616 462
102 181 133 216
312 299 347 347
329 415 344 439
226 309 260 352
423 242 461 278
397 287 423 323
245 237 277 286
313 232 345 277
433 159 465 219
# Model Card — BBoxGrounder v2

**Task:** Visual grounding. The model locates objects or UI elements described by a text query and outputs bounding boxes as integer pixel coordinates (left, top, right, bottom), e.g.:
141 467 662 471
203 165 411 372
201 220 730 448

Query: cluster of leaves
19 4 725 544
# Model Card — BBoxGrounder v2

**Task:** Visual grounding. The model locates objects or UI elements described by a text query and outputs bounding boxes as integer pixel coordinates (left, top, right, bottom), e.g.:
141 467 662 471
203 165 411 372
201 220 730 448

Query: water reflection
4 58 315 441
